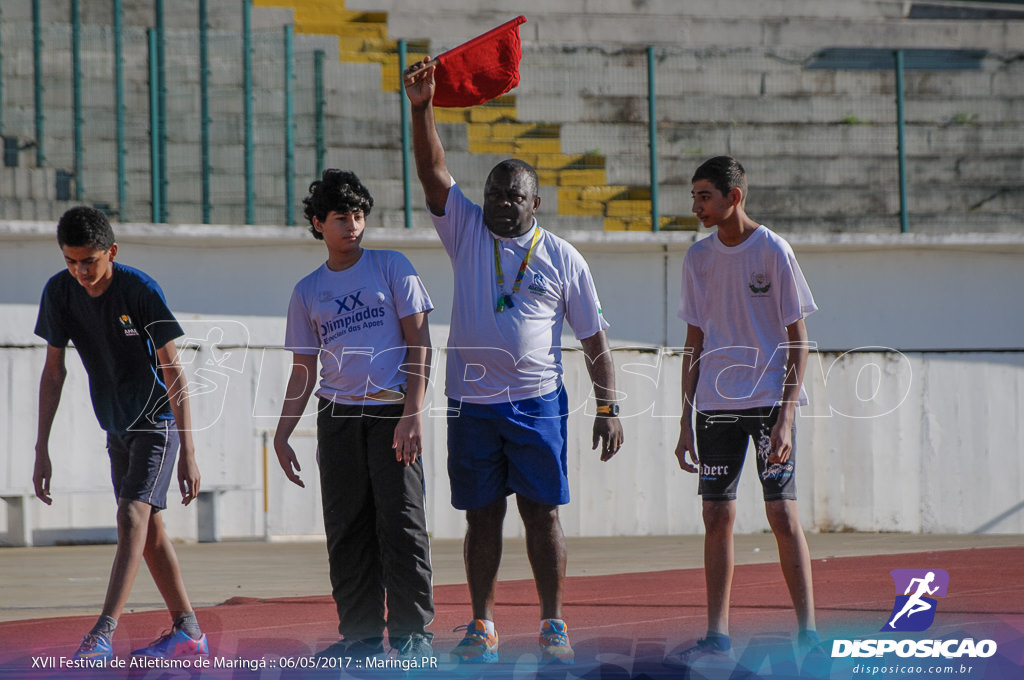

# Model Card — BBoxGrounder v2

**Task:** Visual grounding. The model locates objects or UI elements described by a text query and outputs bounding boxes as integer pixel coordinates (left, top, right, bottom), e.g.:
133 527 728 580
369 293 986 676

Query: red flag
432 16 527 108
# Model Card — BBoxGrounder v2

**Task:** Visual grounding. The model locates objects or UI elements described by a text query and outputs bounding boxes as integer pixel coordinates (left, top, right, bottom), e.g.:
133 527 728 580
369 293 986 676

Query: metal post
115 0 126 218
148 29 161 222
243 0 254 225
32 0 45 167
156 0 166 222
399 40 412 229
200 0 211 224
72 0 83 200
647 46 660 232
284 26 295 226
314 50 325 178
894 50 909 234
0 4 5 136
262 430 270 540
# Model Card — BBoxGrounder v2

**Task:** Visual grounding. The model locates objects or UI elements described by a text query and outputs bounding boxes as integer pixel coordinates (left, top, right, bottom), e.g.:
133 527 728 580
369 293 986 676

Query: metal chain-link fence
1 11 1021 233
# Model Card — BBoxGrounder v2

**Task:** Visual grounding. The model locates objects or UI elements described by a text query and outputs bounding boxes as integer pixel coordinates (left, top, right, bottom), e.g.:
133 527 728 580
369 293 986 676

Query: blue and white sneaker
73 633 113 662
450 620 498 664
131 628 209 658
539 619 575 664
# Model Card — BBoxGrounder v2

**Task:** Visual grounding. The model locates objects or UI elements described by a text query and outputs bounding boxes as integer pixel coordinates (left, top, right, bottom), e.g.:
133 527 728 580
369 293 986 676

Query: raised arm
156 340 201 506
273 352 319 488
580 331 623 462
403 57 452 215
34 344 68 505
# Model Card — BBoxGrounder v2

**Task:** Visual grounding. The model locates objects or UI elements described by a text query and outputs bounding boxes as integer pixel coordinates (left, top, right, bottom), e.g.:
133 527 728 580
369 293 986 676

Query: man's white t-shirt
431 181 609 404
285 249 433 405
678 226 817 411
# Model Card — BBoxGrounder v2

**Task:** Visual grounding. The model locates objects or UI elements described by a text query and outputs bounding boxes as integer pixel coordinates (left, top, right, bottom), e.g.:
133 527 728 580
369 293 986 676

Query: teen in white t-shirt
668 156 820 669
679 224 817 411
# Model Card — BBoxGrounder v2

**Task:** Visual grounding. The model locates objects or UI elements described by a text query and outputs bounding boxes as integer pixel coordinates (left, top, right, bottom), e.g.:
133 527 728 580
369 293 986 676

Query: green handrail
284 25 295 226
648 46 659 232
399 40 412 229
115 0 126 218
243 0 254 225
32 0 44 167
314 50 325 178
72 0 83 200
0 4 4 136
200 0 212 223
148 29 161 222
895 49 909 234
155 0 166 222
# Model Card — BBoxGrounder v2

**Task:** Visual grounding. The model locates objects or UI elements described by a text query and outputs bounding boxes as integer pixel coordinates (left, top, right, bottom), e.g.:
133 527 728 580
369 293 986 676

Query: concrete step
759 211 1024 234
520 94 1024 126
0 198 81 221
560 121 1024 158
375 10 1024 50
644 154 1024 188
518 48 1024 100
348 0 908 21
0 166 62 201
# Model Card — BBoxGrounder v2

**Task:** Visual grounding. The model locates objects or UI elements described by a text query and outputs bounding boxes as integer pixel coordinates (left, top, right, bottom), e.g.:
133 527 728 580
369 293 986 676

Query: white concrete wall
2 221 1023 543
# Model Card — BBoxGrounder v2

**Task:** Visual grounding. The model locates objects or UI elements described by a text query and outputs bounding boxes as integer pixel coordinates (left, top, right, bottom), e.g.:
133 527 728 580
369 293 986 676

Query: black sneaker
394 634 434 661
315 638 385 661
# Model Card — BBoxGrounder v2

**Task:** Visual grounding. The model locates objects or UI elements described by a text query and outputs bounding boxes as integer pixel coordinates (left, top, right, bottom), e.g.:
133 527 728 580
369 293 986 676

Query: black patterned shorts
695 407 797 502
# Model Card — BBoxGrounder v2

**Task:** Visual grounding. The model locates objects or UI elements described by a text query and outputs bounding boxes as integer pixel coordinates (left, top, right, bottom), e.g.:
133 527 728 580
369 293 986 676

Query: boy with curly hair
273 170 435 661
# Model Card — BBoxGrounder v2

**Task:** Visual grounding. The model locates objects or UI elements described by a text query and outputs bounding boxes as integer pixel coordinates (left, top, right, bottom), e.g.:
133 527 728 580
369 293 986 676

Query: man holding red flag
404 54 624 666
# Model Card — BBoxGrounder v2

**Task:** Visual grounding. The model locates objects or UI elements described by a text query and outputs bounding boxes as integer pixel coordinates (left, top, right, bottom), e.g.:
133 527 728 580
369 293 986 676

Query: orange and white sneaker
539 619 574 664
450 619 498 663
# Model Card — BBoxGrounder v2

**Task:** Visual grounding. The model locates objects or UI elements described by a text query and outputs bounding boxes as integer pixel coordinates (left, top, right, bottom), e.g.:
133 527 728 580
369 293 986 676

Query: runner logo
883 569 949 632
832 567 996 660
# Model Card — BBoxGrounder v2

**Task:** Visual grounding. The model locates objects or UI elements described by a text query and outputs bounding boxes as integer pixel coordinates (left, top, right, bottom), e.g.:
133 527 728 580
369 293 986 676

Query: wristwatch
596 403 620 417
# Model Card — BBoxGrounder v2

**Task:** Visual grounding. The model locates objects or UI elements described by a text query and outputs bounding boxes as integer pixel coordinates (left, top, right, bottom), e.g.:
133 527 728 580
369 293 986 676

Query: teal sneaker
131 628 209 658
450 620 498 664
539 619 575 664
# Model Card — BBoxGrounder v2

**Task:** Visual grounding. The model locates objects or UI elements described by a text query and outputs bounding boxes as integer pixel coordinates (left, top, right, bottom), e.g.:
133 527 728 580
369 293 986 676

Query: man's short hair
57 206 116 251
692 156 748 203
302 169 374 240
487 159 539 196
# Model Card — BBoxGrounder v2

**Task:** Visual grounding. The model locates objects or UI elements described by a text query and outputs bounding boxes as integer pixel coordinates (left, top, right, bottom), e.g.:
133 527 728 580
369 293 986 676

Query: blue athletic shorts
447 388 569 511
107 420 179 510
695 407 797 502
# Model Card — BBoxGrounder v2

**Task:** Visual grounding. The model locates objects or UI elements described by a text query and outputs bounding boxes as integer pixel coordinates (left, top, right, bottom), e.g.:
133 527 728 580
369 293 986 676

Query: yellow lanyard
493 227 541 313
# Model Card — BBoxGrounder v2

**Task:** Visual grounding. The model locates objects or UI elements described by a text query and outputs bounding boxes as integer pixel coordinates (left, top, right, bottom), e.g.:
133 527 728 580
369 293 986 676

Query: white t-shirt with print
285 249 433 405
431 181 609 404
678 226 817 411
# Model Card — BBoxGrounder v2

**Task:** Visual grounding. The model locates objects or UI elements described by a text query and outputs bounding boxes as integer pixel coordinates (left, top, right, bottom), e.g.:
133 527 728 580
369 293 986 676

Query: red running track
1 546 1022 679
